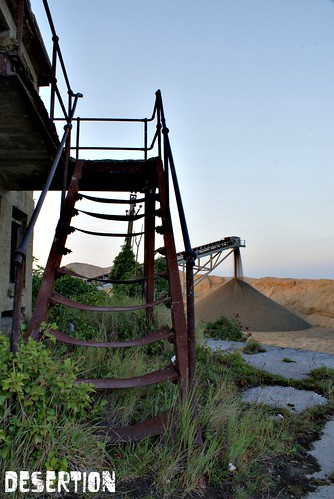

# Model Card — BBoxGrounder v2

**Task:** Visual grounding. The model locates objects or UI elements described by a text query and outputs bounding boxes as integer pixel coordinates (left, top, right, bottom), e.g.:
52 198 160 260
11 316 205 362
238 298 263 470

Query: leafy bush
154 256 169 296
0 334 107 473
109 245 143 298
203 315 247 342
33 266 106 306
32 263 44 308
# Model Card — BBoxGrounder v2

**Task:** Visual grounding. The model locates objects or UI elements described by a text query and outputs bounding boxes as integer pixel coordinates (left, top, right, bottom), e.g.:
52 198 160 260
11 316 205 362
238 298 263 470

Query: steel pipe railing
154 90 196 384
11 93 83 354
15 0 75 122
51 92 195 384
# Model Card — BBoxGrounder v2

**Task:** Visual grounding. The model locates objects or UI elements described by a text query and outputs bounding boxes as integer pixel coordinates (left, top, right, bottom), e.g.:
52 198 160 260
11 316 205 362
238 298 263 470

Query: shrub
32 265 106 307
154 256 169 296
203 315 247 342
109 245 143 297
0 334 107 474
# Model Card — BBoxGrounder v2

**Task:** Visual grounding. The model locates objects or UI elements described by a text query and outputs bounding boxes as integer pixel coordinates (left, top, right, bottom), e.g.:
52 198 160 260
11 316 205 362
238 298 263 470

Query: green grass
242 339 266 355
16 276 334 498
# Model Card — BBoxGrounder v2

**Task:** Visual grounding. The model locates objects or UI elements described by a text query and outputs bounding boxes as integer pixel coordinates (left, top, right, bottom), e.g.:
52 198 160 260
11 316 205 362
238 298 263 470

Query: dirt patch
250 327 334 354
195 278 311 332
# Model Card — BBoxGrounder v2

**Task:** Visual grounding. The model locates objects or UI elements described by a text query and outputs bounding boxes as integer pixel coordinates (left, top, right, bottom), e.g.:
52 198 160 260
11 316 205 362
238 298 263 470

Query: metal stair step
76 364 178 389
49 292 171 311
47 326 174 348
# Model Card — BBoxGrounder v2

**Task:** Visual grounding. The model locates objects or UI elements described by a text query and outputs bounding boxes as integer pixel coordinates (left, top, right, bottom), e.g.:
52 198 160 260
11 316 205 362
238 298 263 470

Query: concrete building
0 0 61 332
0 190 33 331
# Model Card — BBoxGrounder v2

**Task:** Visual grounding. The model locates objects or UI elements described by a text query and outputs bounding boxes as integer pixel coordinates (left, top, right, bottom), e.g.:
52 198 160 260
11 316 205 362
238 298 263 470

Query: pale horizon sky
31 0 334 279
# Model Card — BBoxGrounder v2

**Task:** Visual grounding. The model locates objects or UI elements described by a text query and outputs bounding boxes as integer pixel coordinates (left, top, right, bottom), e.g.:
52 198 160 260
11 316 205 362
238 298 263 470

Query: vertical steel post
17 0 25 57
76 118 80 159
61 127 71 210
50 36 58 120
144 118 148 160
185 250 196 385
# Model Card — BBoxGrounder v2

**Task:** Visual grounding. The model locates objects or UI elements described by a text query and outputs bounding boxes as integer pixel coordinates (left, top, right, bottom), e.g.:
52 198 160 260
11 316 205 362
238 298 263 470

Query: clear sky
31 0 334 279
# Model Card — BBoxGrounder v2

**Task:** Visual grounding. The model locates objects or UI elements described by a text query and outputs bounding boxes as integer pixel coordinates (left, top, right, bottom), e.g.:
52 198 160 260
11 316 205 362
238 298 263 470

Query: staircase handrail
11 92 83 353
153 90 197 383
16 0 75 121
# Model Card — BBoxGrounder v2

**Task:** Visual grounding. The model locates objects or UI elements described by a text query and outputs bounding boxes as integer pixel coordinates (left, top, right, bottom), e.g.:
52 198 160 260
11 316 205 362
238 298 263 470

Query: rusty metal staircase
24 92 198 442
6 2 198 443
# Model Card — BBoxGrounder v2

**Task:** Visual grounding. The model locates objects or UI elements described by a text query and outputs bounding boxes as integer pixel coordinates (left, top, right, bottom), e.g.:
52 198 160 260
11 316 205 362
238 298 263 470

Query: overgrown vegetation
203 314 247 342
0 334 109 482
21 260 334 497
109 245 143 298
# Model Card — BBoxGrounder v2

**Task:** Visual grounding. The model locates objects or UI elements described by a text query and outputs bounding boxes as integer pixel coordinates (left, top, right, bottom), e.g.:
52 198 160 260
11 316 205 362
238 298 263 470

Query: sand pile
195 278 311 332
193 275 227 302
248 278 334 328
64 262 112 279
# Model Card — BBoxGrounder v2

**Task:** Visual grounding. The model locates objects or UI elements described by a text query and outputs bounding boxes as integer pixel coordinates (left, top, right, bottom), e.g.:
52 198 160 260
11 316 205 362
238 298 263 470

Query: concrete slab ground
206 339 334 380
241 386 327 413
307 419 334 480
205 339 334 498
305 419 334 498
307 485 334 498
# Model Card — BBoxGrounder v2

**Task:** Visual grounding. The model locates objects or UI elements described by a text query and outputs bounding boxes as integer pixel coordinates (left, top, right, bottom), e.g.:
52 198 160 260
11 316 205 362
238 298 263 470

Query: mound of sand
247 278 334 328
194 276 334 327
195 278 311 332
63 262 112 279
194 275 227 302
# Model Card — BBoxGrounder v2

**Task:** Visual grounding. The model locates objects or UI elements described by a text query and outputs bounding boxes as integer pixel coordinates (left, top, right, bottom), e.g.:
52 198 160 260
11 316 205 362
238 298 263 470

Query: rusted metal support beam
28 160 84 340
11 94 82 351
104 411 170 443
185 250 197 384
143 189 156 322
156 159 189 396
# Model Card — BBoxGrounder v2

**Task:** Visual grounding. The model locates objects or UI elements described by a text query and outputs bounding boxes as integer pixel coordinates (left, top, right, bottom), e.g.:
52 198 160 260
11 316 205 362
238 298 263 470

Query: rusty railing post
50 35 58 120
185 249 197 385
10 93 82 352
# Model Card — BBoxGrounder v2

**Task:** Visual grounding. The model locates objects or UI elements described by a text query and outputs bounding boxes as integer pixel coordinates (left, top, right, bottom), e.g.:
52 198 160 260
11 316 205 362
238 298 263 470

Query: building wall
0 189 34 333
0 0 40 89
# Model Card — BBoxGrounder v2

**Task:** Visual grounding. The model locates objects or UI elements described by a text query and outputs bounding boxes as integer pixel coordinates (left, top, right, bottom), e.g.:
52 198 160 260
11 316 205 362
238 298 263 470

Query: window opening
10 207 27 284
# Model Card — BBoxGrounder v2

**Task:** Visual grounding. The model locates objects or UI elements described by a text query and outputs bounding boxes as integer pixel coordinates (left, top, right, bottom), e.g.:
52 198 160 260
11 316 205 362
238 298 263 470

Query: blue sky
31 0 334 278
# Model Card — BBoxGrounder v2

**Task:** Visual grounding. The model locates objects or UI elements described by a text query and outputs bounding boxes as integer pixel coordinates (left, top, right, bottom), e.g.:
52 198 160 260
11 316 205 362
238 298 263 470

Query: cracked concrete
241 385 327 413
306 419 334 498
205 339 334 498
206 339 334 379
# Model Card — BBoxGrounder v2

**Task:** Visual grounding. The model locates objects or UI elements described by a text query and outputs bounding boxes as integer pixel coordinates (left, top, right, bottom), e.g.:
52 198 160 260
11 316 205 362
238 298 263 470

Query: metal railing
46 91 197 380
10 0 83 352
16 0 75 121
11 93 82 353
13 7 195 372
154 90 197 384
